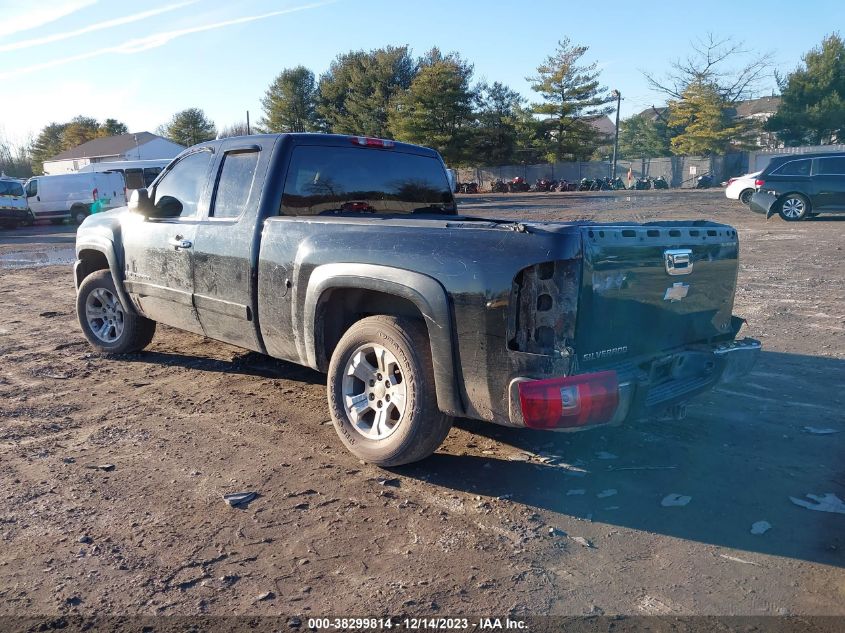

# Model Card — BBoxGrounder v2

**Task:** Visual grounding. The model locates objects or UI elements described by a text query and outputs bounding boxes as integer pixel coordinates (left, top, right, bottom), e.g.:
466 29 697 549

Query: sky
1 0 843 146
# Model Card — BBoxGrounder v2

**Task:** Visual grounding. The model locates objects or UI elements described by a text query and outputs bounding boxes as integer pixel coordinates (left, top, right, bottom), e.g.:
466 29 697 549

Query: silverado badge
664 282 690 302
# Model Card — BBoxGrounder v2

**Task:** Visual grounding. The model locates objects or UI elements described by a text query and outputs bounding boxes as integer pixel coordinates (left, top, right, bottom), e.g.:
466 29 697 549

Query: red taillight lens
92 187 99 200
754 179 765 187
518 371 619 429
727 178 736 186
350 136 394 148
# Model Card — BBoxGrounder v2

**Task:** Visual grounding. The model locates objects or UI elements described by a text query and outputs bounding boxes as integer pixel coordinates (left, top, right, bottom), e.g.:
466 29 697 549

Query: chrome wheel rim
85 287 124 343
782 198 804 218
342 343 407 440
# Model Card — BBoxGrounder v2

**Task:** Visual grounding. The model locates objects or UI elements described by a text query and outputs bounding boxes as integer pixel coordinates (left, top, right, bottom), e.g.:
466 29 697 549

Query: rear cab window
281 145 456 216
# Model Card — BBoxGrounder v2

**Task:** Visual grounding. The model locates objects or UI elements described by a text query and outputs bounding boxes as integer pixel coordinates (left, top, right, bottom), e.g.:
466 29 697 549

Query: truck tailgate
575 223 739 368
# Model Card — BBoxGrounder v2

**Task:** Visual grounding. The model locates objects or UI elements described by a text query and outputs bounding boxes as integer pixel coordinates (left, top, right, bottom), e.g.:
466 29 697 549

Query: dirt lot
0 190 843 619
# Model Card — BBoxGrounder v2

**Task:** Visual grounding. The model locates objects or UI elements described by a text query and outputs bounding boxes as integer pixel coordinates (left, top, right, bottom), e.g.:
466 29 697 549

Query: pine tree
766 33 845 145
469 82 523 165
318 46 416 137
668 81 755 155
528 38 614 161
387 49 476 165
259 66 319 133
617 114 671 159
159 108 217 146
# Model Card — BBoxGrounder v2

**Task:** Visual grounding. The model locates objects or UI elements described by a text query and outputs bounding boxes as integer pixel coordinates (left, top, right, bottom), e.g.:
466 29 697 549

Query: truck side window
211 150 260 219
152 150 213 218
26 180 37 197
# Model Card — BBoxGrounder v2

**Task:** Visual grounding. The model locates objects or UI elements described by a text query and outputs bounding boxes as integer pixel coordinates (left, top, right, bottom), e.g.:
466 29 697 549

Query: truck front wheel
76 270 156 354
327 315 453 466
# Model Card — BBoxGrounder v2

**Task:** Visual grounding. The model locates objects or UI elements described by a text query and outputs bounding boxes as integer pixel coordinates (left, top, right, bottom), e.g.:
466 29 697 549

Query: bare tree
643 34 773 104
218 121 251 138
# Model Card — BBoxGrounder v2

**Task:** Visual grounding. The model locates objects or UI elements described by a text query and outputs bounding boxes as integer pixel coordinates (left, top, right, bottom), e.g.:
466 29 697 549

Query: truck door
121 148 214 335
190 139 270 352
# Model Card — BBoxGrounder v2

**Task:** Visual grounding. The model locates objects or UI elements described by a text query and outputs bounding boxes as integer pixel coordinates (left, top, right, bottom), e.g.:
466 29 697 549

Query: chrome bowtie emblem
664 282 689 302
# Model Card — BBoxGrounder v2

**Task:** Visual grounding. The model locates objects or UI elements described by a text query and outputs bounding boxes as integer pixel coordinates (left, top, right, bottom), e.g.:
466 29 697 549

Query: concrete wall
456 153 747 190
747 144 845 172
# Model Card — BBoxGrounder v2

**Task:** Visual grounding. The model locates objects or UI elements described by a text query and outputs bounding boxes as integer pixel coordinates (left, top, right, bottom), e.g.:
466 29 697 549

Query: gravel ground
0 190 843 619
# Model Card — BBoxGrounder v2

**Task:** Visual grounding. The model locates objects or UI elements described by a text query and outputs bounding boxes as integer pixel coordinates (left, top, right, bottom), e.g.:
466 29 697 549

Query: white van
0 174 32 229
25 172 126 225
78 159 170 191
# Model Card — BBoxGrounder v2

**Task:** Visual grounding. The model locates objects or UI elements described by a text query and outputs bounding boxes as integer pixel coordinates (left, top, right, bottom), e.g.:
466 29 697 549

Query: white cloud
0 0 97 38
0 1 198 53
2 78 171 143
0 1 334 79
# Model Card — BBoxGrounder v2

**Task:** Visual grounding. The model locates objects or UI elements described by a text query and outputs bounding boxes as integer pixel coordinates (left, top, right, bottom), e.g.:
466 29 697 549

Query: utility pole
246 110 250 135
611 89 621 180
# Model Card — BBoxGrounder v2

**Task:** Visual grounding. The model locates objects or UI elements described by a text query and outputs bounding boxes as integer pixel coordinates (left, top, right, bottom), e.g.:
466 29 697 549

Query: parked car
73 133 760 466
750 153 845 221
0 175 33 229
24 172 126 225
724 171 761 205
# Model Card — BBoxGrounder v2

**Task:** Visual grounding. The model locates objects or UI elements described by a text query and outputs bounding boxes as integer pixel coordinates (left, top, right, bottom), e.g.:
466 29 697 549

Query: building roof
733 96 781 118
585 115 616 137
47 132 162 161
637 106 669 121
636 97 781 122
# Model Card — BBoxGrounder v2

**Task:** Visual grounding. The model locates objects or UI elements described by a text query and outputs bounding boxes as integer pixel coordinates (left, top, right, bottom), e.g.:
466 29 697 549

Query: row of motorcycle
458 175 673 194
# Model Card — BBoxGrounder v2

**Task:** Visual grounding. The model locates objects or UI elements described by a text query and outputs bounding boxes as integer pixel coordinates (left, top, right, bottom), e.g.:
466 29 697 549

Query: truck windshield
0 181 24 196
281 145 456 216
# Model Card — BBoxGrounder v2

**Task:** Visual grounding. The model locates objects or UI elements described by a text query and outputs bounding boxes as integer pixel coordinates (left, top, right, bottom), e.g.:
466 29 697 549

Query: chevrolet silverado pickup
73 133 760 466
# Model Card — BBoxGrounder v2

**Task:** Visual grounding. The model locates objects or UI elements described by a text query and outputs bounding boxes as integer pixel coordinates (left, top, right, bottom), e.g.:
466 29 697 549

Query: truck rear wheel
76 270 156 354
327 315 453 466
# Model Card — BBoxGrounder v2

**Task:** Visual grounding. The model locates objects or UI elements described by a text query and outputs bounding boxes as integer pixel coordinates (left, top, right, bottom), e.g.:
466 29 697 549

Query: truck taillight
350 136 394 148
92 187 99 200
754 179 765 187
518 371 619 429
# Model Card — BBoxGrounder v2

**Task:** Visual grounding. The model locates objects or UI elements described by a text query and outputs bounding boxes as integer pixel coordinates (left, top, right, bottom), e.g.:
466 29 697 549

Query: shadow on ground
398 350 845 567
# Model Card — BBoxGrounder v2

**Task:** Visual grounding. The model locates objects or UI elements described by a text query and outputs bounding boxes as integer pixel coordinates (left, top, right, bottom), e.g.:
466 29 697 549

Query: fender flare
75 237 136 314
302 263 463 417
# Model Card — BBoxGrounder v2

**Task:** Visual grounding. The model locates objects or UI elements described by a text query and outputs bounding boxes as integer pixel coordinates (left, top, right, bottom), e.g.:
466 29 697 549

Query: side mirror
128 188 154 216
155 195 183 217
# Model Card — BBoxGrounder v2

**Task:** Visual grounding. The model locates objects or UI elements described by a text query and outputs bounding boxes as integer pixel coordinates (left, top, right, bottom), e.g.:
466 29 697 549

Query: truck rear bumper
507 338 761 429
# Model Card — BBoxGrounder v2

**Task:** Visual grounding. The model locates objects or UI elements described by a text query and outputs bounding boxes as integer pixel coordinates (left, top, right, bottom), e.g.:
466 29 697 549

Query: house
729 96 782 148
43 132 185 175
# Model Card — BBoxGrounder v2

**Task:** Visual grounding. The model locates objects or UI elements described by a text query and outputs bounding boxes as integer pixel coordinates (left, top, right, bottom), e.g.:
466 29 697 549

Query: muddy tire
327 315 453 466
77 270 156 354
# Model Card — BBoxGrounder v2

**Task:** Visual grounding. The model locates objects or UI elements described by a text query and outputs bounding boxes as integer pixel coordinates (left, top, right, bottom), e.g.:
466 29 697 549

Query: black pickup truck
74 133 760 465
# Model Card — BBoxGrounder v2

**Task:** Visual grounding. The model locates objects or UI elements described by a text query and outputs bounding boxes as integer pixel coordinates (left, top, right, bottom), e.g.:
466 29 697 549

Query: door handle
169 237 192 250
